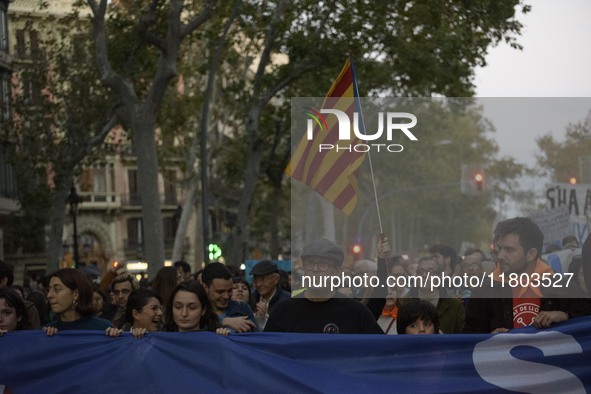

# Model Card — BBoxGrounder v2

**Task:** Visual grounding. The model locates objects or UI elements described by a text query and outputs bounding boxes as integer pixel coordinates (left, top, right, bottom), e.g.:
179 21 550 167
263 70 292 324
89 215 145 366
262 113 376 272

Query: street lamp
67 186 83 268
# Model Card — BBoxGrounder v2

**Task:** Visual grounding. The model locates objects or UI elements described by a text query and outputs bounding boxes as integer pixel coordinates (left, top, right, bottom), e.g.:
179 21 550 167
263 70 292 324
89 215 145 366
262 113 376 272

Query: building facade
6 0 201 282
0 0 19 261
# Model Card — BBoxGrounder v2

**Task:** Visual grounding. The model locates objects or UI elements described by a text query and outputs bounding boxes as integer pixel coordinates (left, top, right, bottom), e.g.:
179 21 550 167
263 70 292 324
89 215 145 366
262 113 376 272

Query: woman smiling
106 288 163 338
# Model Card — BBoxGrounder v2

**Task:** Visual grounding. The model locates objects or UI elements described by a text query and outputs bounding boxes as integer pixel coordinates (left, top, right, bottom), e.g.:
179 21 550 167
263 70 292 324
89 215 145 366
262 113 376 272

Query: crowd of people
1 217 590 339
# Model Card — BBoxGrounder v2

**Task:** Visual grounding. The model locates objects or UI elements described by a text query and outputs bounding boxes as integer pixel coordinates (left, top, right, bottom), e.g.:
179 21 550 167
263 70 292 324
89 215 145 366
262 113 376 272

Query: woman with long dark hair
164 281 228 335
106 288 163 338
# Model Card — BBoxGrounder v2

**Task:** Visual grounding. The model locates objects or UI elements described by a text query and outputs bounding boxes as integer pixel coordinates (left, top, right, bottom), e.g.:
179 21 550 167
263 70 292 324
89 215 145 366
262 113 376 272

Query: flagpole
349 55 384 236
349 54 391 310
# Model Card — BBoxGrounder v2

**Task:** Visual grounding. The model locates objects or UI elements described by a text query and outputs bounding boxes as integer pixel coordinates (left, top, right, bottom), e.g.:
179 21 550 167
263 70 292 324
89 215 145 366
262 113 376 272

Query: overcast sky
474 1 591 166
475 0 591 98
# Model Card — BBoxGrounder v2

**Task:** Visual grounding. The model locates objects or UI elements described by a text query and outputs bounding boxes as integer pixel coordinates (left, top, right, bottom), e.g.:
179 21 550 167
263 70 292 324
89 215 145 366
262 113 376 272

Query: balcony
77 191 120 210
121 193 178 208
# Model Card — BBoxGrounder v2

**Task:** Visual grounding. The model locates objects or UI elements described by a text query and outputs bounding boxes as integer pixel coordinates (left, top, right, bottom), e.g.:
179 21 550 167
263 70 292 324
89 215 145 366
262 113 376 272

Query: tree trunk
46 182 71 274
171 181 196 262
228 106 264 264
172 1 241 264
268 181 281 259
132 110 165 278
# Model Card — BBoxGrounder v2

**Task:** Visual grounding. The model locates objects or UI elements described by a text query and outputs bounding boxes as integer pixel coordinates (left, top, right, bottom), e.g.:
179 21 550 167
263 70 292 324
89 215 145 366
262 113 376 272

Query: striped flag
286 56 366 215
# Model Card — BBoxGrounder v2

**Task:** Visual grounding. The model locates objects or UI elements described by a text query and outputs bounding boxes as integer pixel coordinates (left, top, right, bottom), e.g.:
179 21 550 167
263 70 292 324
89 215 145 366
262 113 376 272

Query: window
16 29 25 58
29 30 39 58
0 143 17 198
21 69 42 106
15 29 40 59
127 218 143 249
163 170 177 205
0 5 8 52
0 69 10 122
127 169 140 205
163 216 177 246
79 166 109 202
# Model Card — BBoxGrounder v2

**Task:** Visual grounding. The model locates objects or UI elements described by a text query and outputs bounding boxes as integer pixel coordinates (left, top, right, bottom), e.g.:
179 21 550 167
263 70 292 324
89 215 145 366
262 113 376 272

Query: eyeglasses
303 260 335 272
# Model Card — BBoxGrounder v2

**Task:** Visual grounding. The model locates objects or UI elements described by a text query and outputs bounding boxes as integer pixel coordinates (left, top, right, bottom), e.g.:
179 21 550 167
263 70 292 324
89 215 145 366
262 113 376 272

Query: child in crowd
396 300 440 335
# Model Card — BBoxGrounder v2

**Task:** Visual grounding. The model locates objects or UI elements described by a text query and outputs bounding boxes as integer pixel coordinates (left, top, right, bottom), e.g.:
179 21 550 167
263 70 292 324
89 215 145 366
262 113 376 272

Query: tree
219 0 530 261
86 0 216 277
3 4 116 273
536 112 591 184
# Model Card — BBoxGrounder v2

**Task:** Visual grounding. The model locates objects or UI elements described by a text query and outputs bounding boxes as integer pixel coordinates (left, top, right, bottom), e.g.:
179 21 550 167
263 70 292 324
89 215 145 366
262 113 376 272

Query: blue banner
1 317 591 393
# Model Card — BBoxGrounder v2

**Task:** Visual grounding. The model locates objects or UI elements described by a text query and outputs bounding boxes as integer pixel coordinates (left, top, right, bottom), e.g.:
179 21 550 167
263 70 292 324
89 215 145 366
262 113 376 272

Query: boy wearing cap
264 239 383 334
251 260 291 330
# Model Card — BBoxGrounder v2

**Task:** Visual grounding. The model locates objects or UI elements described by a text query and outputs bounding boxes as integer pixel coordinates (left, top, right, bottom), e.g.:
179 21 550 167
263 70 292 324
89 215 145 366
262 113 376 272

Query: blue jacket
219 300 258 332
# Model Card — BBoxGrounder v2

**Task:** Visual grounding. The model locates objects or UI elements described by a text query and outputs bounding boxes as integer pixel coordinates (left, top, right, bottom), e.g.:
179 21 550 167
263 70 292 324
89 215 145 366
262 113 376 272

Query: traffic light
460 164 486 194
352 243 362 255
208 243 222 261
473 172 484 191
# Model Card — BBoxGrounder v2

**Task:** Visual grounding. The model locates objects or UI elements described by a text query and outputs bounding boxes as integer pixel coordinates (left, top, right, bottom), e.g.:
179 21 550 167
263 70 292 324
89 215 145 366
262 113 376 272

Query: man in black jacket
251 260 290 330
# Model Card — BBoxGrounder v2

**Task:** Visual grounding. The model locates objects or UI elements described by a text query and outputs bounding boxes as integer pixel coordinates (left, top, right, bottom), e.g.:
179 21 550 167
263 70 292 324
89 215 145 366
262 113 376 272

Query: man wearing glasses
103 273 139 328
264 239 383 334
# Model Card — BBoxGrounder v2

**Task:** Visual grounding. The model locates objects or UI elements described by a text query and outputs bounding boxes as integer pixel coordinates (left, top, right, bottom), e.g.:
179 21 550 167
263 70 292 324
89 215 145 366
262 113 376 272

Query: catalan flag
286 56 366 215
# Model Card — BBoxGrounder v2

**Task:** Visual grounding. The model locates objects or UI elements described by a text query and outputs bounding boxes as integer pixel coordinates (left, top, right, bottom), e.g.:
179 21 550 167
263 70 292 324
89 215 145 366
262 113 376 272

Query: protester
251 260 290 329
92 284 108 317
265 239 383 334
44 268 113 335
0 261 41 328
401 256 465 333
429 244 458 277
151 266 180 306
376 264 408 335
367 237 405 321
397 300 440 335
231 276 255 310
464 217 589 333
457 248 487 305
163 281 229 335
351 259 377 300
202 263 257 333
174 260 193 283
194 269 204 284
102 273 139 327
27 290 50 326
0 287 31 335
562 235 579 251
106 288 163 338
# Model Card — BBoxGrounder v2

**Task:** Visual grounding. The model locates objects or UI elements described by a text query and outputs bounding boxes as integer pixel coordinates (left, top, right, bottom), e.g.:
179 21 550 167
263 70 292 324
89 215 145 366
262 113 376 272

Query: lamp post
67 186 83 268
